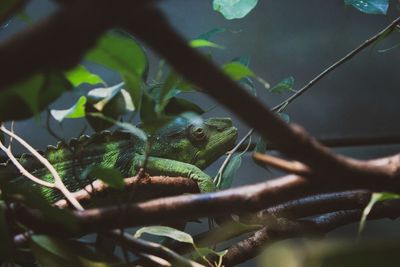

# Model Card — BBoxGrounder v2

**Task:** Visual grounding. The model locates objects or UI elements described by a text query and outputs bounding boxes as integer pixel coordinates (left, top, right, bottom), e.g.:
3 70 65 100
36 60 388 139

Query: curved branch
223 199 400 266
123 8 400 191
271 16 400 112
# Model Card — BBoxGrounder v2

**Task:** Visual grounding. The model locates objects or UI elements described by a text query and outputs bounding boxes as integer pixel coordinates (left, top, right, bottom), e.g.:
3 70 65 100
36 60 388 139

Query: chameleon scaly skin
1 117 237 202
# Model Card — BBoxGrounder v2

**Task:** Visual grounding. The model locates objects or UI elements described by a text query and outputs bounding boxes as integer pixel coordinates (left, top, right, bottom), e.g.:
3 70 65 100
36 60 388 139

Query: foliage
0 0 399 266
345 0 389 15
213 0 258 19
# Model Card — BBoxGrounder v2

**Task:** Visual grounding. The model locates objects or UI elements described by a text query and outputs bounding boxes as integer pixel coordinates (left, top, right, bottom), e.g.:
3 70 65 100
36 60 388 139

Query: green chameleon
1 117 237 203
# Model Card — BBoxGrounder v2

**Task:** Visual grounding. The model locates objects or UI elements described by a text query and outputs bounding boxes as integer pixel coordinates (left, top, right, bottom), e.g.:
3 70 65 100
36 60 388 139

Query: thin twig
214 129 253 187
0 141 54 188
272 16 400 112
252 152 311 175
0 125 83 210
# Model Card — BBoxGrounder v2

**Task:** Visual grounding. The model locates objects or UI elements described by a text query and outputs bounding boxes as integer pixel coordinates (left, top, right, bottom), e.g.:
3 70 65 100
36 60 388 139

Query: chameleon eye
190 126 207 141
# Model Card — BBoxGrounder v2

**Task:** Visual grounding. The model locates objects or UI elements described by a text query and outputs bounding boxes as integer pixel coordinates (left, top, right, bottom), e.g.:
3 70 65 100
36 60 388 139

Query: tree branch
54 176 199 209
271 16 400 111
8 152 400 237
222 199 400 266
0 0 27 27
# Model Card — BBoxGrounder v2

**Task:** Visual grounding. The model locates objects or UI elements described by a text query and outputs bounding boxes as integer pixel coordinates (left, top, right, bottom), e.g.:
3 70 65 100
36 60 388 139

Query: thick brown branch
123 8 400 192
8 156 400 237
238 135 400 152
0 0 153 89
0 0 27 27
54 176 199 208
223 199 400 266
265 190 371 219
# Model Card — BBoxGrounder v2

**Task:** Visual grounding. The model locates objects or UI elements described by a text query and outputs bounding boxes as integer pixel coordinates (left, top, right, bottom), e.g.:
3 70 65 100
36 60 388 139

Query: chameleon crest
1 117 237 202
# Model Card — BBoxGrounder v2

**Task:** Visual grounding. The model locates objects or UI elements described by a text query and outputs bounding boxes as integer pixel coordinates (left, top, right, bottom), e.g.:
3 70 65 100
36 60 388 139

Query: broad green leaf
231 56 257 95
86 33 147 77
190 39 224 49
358 192 400 235
87 83 125 111
82 166 124 190
50 96 87 122
0 72 71 121
64 65 104 87
134 226 194 244
85 83 134 131
140 91 158 123
345 0 389 15
213 0 258 19
84 32 147 119
270 76 295 93
30 235 123 267
196 27 226 40
255 137 267 154
122 72 142 112
156 72 181 113
0 201 12 260
164 97 205 116
219 154 242 190
87 113 147 141
223 62 255 81
277 112 290 123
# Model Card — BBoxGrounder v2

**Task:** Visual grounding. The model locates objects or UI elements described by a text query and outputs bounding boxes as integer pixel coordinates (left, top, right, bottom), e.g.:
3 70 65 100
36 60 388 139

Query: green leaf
0 72 71 121
64 65 104 87
270 76 295 93
213 0 258 19
358 192 400 235
231 56 257 95
345 0 389 15
190 39 224 49
30 235 123 267
219 154 242 190
0 201 12 260
82 166 124 190
140 91 158 123
223 62 255 81
196 27 226 40
85 84 134 131
156 72 182 113
255 137 267 154
87 83 126 111
86 33 147 77
164 97 205 116
189 247 228 267
134 226 194 244
50 96 87 122
87 113 147 142
122 72 142 112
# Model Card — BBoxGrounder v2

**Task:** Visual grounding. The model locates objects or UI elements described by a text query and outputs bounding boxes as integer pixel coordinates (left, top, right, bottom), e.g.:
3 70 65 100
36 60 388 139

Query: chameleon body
1 117 237 203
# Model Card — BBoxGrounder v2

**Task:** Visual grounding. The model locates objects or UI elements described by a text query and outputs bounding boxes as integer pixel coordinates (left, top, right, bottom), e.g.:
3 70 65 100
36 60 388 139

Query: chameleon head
150 116 238 169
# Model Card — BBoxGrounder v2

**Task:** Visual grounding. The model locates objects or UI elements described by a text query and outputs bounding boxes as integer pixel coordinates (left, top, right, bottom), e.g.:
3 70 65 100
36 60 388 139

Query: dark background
2 1 400 265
